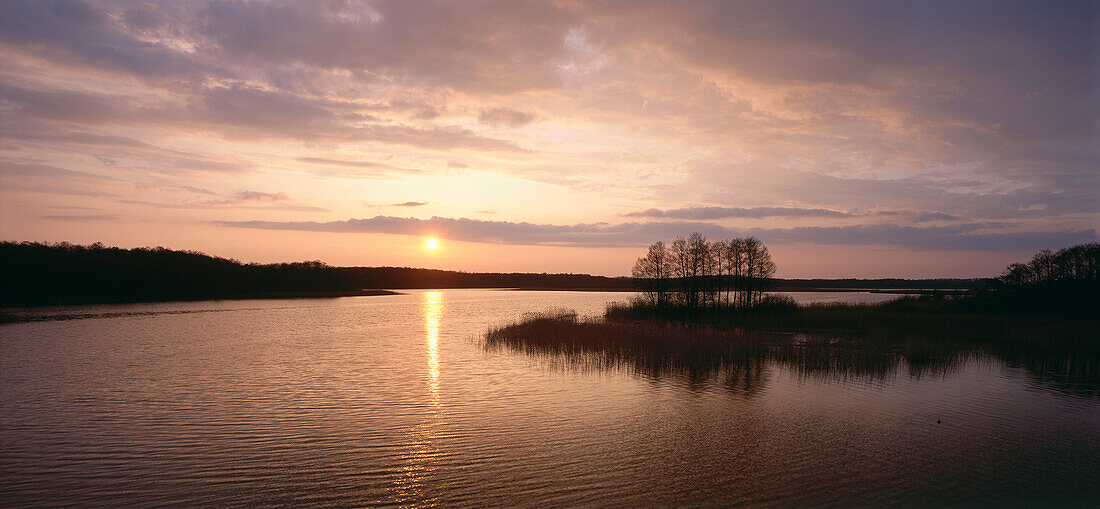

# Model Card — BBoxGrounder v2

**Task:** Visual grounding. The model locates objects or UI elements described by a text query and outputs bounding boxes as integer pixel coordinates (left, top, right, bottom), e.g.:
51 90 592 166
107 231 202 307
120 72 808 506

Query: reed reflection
485 310 1100 399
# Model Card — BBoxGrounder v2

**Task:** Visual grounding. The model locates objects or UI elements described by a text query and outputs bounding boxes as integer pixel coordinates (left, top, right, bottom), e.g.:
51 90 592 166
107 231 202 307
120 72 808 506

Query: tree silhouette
631 241 671 307
631 233 777 311
999 243 1099 287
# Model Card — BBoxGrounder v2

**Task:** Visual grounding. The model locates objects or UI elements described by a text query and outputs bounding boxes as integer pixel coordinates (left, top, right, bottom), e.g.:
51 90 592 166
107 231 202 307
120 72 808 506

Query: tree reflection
485 311 1100 400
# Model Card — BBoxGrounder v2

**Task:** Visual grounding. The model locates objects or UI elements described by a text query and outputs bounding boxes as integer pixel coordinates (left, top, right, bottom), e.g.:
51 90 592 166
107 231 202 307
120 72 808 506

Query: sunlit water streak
392 291 445 505
1 290 1098 507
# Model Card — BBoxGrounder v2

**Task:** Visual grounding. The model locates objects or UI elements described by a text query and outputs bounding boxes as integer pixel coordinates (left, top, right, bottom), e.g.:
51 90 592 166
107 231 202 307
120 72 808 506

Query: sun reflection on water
424 290 442 401
391 290 447 504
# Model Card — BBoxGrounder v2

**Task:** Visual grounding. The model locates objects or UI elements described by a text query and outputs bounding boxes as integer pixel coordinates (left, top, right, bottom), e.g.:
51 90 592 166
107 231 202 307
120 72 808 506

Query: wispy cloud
1 0 1094 275
624 206 852 220
113 190 326 212
205 191 291 205
872 210 962 223
627 206 967 223
295 157 421 176
216 215 1097 251
116 198 327 212
479 107 537 128
44 214 117 222
364 201 431 208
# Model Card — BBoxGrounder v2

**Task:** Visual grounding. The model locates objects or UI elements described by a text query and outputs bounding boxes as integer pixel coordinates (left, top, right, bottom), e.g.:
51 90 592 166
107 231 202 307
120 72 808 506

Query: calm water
782 290 907 305
2 290 1098 507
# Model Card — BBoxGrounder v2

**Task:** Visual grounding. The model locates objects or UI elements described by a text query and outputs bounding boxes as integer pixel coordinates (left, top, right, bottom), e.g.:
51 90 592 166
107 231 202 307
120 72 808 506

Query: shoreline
0 289 402 313
2 286 970 311
505 286 967 294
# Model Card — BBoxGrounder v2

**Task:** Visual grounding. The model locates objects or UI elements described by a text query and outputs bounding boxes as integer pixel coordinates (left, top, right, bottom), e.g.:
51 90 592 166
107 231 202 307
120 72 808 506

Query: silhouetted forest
0 241 634 306
625 241 1098 320
631 233 994 313
0 241 1010 307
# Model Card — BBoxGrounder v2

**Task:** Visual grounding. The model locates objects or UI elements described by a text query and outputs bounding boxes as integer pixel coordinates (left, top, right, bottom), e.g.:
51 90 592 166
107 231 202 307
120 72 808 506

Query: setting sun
425 238 439 250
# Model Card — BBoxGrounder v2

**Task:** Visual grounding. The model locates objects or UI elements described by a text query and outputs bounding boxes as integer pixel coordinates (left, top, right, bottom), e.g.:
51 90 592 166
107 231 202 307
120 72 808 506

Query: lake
2 290 1098 506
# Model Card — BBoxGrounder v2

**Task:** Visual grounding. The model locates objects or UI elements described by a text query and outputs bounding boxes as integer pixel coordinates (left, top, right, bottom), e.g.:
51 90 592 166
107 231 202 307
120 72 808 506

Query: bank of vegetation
624 236 1097 321
0 241 638 307
486 237 1099 391
0 240 992 308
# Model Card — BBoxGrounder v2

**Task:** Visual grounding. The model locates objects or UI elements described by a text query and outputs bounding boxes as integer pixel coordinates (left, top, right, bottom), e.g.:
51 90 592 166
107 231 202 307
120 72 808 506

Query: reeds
485 309 774 379
485 297 1100 397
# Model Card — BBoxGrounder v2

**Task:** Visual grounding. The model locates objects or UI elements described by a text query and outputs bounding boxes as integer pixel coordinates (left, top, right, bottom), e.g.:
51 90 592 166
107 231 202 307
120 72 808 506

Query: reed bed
485 299 1100 396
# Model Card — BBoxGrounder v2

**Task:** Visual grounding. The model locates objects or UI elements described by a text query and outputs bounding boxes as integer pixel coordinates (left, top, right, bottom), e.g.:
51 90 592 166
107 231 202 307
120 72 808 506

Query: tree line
999 243 1099 286
632 233 777 310
0 241 636 306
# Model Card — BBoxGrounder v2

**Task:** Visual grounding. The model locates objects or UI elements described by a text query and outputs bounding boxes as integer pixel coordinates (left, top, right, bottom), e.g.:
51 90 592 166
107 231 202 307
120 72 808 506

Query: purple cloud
216 215 1097 251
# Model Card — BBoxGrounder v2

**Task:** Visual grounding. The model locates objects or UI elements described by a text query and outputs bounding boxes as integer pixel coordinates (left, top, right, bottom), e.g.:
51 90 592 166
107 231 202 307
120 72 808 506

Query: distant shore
0 289 403 324
506 286 967 294
0 241 995 308
0 289 401 311
234 289 403 299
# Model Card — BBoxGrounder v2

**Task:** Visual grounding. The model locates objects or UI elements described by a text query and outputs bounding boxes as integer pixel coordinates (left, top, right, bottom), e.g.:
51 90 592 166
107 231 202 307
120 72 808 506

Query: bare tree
632 241 671 307
670 236 690 306
750 242 777 306
740 237 760 307
712 240 730 307
634 233 779 310
687 232 710 309
999 242 1100 286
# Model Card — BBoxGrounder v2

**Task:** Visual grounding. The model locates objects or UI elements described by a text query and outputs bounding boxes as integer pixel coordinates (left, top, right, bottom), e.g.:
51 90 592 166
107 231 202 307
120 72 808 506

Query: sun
425 238 439 250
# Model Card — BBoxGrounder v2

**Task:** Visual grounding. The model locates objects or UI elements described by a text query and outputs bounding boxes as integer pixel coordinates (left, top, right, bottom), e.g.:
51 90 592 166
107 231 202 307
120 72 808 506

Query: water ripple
2 290 1098 507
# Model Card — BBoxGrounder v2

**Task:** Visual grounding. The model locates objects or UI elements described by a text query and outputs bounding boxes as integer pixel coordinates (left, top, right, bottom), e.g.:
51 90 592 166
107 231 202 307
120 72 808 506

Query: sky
0 0 1096 277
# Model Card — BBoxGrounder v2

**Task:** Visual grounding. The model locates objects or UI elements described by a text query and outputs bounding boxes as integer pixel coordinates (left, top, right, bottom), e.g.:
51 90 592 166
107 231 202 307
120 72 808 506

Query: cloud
44 214 117 221
350 124 528 152
179 86 530 150
215 215 1096 252
625 206 852 220
216 215 723 247
750 224 1095 252
3 123 256 174
872 210 961 222
686 164 1099 222
0 159 125 197
295 157 421 177
0 80 527 152
117 198 327 212
0 0 1094 271
2 127 155 149
204 191 290 205
200 0 576 94
185 84 337 135
0 81 134 125
0 1 223 84
113 190 325 212
365 201 430 208
479 107 536 128
0 160 117 182
626 206 968 223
